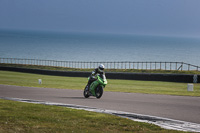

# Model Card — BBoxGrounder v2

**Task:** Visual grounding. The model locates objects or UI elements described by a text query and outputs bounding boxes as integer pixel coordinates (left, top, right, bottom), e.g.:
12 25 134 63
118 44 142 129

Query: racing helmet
98 64 105 72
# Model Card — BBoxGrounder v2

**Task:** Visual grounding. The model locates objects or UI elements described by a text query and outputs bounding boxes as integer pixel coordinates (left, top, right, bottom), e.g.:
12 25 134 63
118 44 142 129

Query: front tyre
83 85 90 98
95 86 103 99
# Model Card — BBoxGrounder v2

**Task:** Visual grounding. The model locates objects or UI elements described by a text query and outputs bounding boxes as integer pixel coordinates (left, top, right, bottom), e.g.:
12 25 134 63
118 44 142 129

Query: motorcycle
83 74 107 99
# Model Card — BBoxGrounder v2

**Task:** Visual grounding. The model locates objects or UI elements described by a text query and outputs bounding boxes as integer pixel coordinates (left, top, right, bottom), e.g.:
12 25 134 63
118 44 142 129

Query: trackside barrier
0 57 200 71
0 66 199 83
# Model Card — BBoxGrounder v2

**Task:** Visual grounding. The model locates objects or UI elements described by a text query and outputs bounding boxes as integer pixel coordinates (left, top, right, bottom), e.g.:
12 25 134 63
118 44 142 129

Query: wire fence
0 57 199 71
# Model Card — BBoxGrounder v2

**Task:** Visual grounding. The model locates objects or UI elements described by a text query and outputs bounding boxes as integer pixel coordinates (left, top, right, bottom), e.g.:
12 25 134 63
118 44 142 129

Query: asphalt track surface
1 84 200 124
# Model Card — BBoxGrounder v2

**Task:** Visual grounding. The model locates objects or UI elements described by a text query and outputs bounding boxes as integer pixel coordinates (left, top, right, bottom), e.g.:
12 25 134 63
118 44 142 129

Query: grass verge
0 70 200 96
0 99 183 133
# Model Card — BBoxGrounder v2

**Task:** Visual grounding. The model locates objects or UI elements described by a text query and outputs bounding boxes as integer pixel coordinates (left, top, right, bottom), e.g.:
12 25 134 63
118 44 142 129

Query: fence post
146 62 147 70
170 62 172 70
141 62 143 70
150 62 151 70
164 62 166 70
137 62 139 69
181 62 183 71
74 61 76 68
160 62 162 70
188 64 190 71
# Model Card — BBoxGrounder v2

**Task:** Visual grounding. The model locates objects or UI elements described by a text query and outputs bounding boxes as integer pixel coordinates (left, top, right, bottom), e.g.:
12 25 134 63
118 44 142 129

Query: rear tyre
95 86 103 99
83 85 90 98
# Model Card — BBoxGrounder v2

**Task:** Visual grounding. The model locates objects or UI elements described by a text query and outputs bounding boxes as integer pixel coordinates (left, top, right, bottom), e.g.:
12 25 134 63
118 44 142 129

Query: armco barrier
0 66 199 83
0 66 90 77
107 72 198 83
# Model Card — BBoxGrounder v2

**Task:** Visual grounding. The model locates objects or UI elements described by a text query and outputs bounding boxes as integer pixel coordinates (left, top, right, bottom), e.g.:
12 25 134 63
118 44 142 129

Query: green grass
1 63 200 74
0 99 184 133
0 70 200 96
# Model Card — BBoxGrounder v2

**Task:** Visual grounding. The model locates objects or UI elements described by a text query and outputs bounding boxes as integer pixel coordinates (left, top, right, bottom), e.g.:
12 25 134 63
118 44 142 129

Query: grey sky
0 0 200 37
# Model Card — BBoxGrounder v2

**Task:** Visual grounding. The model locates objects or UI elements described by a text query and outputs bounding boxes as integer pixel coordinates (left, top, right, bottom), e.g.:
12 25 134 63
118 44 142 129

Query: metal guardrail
0 57 199 71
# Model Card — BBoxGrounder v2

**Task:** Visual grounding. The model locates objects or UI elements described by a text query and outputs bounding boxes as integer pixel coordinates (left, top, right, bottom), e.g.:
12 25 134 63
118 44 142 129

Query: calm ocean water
0 30 200 66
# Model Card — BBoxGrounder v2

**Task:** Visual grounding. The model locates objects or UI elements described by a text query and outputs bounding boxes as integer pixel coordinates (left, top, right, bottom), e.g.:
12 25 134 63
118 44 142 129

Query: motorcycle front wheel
95 86 103 99
83 85 90 98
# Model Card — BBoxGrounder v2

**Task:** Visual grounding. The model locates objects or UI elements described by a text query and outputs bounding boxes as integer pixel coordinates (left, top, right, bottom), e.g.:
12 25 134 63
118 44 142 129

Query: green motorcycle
83 74 107 99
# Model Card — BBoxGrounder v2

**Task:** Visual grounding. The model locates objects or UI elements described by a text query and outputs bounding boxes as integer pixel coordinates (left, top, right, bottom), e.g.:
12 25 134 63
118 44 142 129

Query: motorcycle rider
87 64 105 91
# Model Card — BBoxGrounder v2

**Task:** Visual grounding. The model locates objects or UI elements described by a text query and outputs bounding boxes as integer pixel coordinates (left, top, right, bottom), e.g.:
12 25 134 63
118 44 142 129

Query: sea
0 29 200 66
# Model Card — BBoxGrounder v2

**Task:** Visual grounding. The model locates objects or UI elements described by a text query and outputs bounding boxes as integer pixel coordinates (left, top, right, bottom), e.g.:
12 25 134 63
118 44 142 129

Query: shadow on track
59 97 96 99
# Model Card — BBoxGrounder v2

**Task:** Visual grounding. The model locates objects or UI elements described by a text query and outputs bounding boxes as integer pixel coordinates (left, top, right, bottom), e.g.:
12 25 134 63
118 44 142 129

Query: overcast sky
0 0 200 37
